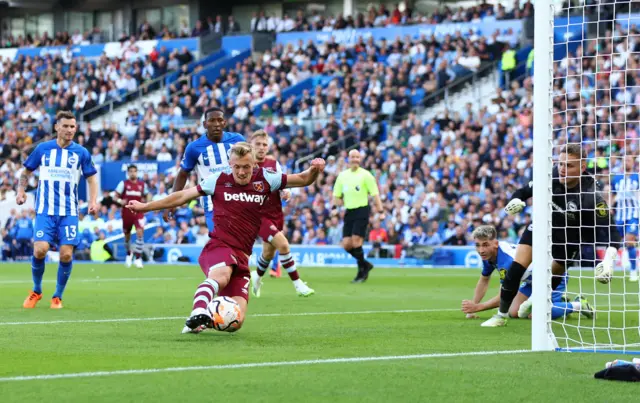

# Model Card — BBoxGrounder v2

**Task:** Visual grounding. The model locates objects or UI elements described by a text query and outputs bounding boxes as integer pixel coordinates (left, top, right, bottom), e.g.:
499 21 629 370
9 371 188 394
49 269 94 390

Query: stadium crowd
1 1 532 50
0 1 561 261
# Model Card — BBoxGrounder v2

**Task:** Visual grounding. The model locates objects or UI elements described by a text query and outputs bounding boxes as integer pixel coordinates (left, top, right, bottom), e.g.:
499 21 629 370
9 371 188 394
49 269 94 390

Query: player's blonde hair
229 142 255 160
471 225 497 241
250 130 269 142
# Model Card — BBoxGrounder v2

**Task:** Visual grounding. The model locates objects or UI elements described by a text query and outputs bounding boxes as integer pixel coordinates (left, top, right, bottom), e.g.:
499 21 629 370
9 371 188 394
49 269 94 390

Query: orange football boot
270 264 282 278
23 291 42 308
50 297 63 309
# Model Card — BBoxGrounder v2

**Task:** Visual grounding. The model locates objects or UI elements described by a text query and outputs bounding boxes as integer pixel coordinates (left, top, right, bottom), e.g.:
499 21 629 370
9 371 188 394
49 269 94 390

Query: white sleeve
198 172 222 196
263 168 285 192
115 181 124 195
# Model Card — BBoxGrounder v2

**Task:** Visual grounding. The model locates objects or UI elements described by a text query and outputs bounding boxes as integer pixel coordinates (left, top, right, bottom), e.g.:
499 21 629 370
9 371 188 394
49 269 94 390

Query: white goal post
532 0 640 354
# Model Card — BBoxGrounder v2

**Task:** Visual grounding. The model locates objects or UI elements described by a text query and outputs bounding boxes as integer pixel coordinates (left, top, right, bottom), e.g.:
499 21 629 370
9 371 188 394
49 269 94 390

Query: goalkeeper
482 144 621 327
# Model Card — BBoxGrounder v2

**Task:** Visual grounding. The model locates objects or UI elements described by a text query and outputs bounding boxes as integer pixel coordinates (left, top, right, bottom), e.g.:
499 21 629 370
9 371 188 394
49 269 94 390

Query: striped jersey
179 132 245 212
23 140 97 216
611 173 640 224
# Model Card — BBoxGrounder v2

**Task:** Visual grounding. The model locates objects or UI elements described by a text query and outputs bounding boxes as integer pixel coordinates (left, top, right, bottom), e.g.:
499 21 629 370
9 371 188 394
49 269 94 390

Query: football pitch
0 263 638 402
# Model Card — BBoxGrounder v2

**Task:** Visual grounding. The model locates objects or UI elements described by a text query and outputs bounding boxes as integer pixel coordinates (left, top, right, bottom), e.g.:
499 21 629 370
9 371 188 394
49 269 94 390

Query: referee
332 149 384 283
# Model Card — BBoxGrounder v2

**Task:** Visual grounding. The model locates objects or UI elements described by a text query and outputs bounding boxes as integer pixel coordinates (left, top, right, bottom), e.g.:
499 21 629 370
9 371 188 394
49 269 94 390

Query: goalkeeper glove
595 246 617 284
504 198 526 215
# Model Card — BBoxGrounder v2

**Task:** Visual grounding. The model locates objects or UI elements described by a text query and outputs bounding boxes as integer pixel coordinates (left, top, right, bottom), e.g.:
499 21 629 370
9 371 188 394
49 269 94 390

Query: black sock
551 274 563 290
350 247 366 265
499 261 527 314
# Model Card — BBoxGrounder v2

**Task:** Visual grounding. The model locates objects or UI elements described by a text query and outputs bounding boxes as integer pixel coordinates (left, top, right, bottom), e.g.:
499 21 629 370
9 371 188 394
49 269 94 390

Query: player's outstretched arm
285 158 326 188
128 187 200 213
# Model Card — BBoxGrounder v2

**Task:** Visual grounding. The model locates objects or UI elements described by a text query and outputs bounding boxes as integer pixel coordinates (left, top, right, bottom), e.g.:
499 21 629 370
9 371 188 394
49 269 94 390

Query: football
207 296 241 332
595 263 612 284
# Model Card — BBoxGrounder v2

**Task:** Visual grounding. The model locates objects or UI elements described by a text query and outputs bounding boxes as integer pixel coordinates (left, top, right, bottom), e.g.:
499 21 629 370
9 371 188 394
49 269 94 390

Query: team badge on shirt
253 181 265 192
596 201 609 218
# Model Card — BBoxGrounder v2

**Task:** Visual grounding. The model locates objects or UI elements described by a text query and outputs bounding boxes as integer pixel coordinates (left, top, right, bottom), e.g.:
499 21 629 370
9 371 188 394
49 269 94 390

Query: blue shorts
34 215 80 246
617 220 639 238
204 210 214 233
518 280 565 303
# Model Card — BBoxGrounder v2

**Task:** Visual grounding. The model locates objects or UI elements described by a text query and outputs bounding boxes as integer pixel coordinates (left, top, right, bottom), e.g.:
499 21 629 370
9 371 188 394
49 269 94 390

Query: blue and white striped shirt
23 140 97 216
180 132 245 212
611 173 640 224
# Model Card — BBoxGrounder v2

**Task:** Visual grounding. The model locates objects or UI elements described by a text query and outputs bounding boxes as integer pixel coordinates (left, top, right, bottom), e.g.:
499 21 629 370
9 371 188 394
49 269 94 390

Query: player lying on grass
482 144 620 327
249 130 314 297
462 225 593 321
127 142 325 333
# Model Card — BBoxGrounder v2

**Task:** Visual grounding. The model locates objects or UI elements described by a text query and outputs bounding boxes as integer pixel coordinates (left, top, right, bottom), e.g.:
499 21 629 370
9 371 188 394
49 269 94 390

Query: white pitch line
0 308 459 326
0 349 533 382
0 277 200 285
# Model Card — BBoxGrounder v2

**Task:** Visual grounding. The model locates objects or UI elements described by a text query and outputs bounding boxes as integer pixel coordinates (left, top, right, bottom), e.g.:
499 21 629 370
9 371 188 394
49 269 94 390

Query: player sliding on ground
482 144 621 327
249 130 314 297
17 110 99 309
114 164 149 269
462 225 593 320
127 142 325 333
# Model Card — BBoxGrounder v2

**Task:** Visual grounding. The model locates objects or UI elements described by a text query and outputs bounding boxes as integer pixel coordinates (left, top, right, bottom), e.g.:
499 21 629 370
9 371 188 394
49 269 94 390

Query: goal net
532 0 640 353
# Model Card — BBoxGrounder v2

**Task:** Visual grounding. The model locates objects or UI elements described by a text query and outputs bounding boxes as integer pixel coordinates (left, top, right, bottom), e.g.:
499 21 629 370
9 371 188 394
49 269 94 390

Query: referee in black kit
332 149 384 283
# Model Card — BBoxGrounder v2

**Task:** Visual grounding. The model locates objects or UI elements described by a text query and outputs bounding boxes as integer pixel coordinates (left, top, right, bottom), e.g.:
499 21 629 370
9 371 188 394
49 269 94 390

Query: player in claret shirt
249 130 314 297
114 164 150 269
127 142 325 333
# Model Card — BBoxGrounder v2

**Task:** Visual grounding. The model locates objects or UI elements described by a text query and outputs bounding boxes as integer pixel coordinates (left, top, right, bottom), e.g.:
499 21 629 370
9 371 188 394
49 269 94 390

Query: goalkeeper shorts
519 224 579 264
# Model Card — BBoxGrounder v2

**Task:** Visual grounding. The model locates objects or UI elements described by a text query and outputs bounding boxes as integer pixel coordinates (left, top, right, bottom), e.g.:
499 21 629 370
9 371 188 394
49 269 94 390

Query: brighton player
611 155 639 282
482 145 620 327
249 130 314 297
114 164 149 269
17 110 99 309
462 225 593 320
127 143 325 333
164 107 244 231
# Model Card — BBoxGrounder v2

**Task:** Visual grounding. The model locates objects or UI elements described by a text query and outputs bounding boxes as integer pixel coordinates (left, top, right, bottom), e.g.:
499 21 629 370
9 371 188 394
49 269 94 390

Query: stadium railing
79 69 176 122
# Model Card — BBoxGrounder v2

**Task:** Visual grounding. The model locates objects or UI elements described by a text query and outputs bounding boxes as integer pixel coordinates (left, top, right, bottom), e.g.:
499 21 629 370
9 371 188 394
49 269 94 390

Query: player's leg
186 241 236 330
24 215 54 308
229 296 248 329
52 216 80 308
123 219 133 268
482 227 533 327
215 274 250 332
271 232 314 296
251 241 275 297
625 225 638 281
509 291 529 318
341 212 361 282
186 263 233 331
133 218 145 269
270 250 281 278
349 211 373 282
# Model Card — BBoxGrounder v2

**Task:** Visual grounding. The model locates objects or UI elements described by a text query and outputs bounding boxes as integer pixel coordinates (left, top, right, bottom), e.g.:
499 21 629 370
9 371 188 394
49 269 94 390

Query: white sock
570 301 581 311
497 311 508 318
293 279 304 287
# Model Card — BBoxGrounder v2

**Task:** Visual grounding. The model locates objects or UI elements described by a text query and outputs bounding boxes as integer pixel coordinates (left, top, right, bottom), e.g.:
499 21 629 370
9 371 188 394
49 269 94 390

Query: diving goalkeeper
482 144 622 327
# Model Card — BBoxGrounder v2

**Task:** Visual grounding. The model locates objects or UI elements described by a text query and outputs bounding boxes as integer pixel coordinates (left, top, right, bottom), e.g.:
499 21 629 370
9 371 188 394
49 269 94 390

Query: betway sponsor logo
224 192 266 204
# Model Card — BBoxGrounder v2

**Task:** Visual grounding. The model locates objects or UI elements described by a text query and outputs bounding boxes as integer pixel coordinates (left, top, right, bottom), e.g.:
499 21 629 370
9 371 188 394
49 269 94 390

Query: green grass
0 263 639 402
